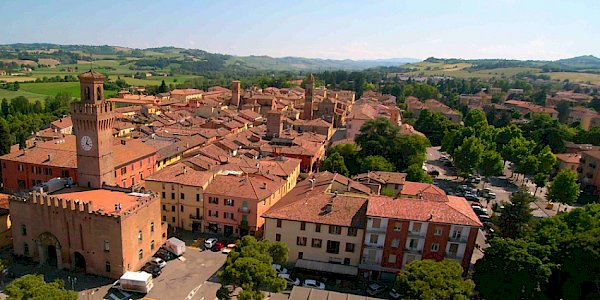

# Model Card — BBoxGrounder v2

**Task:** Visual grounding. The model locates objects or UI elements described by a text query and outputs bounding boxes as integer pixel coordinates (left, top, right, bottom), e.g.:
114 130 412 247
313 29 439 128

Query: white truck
113 271 153 294
165 237 186 256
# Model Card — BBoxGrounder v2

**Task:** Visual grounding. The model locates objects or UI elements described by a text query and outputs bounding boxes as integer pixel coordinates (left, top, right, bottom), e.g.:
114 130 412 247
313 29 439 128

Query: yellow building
263 172 370 276
145 164 215 232
0 194 11 248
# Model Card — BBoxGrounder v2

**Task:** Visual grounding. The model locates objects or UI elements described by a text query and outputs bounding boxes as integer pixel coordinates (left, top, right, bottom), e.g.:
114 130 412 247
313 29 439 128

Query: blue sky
1 0 599 60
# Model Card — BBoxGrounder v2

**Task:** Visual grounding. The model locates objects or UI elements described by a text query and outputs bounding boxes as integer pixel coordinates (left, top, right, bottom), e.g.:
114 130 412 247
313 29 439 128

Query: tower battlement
70 101 114 115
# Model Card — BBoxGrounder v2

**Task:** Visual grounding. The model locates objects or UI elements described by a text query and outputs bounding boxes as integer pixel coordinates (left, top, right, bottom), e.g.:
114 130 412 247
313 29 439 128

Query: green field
0 89 48 102
0 76 38 82
546 72 600 85
20 82 81 98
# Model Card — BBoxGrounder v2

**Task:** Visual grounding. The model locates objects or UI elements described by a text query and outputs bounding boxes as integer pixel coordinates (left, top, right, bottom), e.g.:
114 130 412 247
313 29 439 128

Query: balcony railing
446 252 463 259
364 243 384 249
404 247 422 254
448 236 468 243
408 231 425 237
189 214 202 221
238 207 250 213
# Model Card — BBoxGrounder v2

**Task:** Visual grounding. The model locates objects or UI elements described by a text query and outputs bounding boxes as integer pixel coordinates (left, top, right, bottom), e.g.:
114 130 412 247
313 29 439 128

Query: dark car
428 170 440 177
154 247 176 261
142 263 162 278
478 214 492 223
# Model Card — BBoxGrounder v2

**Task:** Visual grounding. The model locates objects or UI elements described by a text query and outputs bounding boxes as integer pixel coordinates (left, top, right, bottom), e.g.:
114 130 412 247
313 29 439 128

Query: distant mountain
0 43 420 71
555 55 600 69
421 55 600 72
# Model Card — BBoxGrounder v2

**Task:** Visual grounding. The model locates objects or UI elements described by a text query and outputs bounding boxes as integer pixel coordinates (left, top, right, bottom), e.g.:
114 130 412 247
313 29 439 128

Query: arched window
105 261 111 272
151 240 155 251
85 87 90 100
150 222 154 232
97 86 102 101
23 243 29 256
138 249 143 260
138 230 143 241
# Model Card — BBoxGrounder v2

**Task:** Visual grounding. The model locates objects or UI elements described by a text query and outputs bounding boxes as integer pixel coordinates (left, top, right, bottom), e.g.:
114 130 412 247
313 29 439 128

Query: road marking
184 283 203 300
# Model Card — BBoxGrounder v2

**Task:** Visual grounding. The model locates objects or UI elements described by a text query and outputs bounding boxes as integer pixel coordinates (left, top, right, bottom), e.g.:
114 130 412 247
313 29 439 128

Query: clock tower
71 71 115 188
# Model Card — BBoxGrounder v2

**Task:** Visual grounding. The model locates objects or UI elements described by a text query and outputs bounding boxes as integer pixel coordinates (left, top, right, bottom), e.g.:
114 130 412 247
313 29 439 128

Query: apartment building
578 150 600 194
263 172 370 276
360 194 481 281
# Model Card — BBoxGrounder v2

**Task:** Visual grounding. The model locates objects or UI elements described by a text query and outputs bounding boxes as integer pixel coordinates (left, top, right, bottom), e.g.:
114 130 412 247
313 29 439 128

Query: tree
355 117 399 158
329 143 360 174
501 136 535 166
531 90 547 106
478 150 503 188
414 110 457 146
492 188 535 239
404 164 433 183
547 169 580 212
321 152 349 176
532 173 548 196
0 118 12 155
4 274 78 300
474 238 552 300
556 100 571 124
588 97 600 112
390 134 429 171
360 155 394 173
464 109 488 129
394 259 474 300
158 79 168 93
536 146 556 175
514 155 538 181
218 236 287 300
453 136 484 177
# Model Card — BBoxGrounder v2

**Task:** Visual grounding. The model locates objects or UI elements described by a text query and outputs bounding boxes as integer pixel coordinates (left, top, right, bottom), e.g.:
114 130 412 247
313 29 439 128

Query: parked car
427 170 440 177
149 257 166 269
366 282 386 296
154 247 176 261
478 214 492 223
389 288 402 299
465 194 480 202
303 279 325 290
212 241 226 251
272 264 288 274
204 238 218 249
278 273 300 287
222 244 236 254
473 207 489 216
470 202 483 209
485 192 497 199
142 263 162 278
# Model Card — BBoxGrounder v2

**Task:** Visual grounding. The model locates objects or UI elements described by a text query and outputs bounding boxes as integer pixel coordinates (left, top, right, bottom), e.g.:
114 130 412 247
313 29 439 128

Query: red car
212 241 226 251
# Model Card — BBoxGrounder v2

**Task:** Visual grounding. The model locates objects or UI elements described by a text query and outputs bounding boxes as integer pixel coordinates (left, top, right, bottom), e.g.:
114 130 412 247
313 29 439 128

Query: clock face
80 136 93 151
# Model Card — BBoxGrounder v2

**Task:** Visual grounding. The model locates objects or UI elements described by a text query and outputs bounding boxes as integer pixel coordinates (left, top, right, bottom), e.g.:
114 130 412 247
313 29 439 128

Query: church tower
303 73 314 120
70 71 115 188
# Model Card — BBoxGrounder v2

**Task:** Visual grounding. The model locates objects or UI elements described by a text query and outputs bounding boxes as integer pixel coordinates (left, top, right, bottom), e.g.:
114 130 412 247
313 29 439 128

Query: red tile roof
367 195 482 227
204 173 285 201
145 163 215 187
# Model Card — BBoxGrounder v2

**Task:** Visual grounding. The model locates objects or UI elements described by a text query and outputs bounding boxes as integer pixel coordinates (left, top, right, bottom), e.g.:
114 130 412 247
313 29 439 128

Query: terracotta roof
400 182 447 201
355 171 407 185
204 173 285 200
399 124 425 137
50 187 155 216
145 163 214 187
555 153 581 164
170 89 203 95
262 173 368 227
582 150 600 160
78 70 105 80
0 193 9 215
50 116 72 129
367 195 482 227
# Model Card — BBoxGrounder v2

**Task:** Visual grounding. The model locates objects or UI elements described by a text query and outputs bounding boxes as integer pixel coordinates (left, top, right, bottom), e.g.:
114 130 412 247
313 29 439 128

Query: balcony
408 231 425 237
446 252 463 259
366 226 386 233
404 247 422 254
364 242 384 249
238 207 250 213
189 214 202 221
448 236 468 243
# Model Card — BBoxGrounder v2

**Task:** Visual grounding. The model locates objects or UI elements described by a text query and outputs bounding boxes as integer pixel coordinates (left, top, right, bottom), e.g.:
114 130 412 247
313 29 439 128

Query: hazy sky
2 0 599 60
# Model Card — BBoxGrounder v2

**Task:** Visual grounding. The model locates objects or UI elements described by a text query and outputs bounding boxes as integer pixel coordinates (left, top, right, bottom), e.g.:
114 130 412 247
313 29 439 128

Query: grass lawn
0 89 47 102
20 82 80 98
0 76 38 82
545 72 600 85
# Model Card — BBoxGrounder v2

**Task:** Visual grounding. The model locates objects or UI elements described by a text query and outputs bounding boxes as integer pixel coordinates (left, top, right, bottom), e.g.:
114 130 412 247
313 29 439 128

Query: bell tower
71 71 115 188
303 73 314 120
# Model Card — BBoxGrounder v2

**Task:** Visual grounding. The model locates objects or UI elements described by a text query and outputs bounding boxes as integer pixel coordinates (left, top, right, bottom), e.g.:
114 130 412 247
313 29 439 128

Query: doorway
192 221 201 232
73 252 86 271
47 245 57 267
224 225 234 236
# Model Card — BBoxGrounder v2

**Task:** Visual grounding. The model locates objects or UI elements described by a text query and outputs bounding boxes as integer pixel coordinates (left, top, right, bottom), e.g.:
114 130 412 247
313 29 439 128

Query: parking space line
184 283 203 300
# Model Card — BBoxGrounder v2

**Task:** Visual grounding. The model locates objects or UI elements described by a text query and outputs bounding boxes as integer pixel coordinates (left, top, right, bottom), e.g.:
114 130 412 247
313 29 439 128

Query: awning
295 259 358 276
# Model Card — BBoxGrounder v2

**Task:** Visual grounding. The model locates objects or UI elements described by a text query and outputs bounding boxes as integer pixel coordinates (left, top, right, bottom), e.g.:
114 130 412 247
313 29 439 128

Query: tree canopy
547 169 580 208
395 259 474 300
4 274 78 300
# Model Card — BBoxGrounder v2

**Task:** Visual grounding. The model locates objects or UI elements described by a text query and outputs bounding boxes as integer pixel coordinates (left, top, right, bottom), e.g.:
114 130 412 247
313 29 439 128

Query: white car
204 238 218 249
278 273 300 286
366 283 386 296
303 279 325 290
271 264 288 274
149 257 166 269
222 244 236 254
389 288 401 299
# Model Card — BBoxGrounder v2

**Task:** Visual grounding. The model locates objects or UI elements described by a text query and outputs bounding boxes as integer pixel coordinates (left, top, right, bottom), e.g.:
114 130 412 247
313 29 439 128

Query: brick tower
266 110 283 138
71 71 115 188
303 74 314 120
231 80 241 107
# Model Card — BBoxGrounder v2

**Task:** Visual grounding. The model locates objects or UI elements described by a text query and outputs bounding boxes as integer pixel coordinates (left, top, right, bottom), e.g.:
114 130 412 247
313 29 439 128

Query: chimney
262 182 267 189
121 140 126 145
47 154 53 161
183 166 187 174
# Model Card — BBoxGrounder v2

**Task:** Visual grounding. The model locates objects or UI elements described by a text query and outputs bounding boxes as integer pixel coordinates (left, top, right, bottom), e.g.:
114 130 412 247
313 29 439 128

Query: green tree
514 155 539 181
532 173 548 196
547 169 580 212
414 110 456 146
395 260 474 300
453 136 484 177
218 236 287 300
360 155 395 173
390 134 429 171
501 136 535 166
321 152 349 176
464 109 488 129
355 117 399 158
474 238 552 300
478 150 503 188
588 97 600 112
404 164 433 183
536 146 556 175
329 143 360 174
4 274 78 300
556 100 571 124
492 188 535 239
531 90 547 106
0 118 12 155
